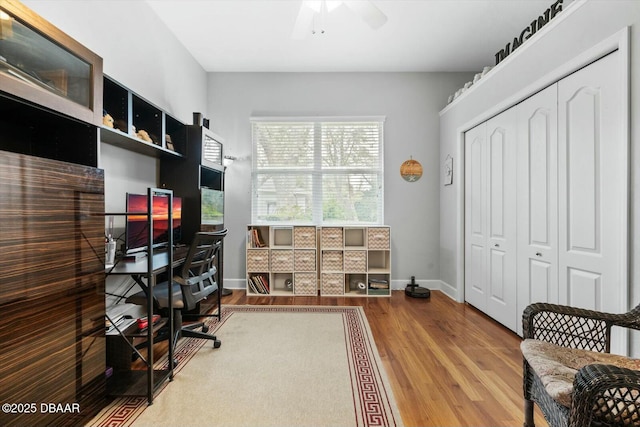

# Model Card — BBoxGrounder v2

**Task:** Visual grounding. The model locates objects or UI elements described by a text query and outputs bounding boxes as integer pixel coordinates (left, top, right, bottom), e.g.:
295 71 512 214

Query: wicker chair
522 302 640 427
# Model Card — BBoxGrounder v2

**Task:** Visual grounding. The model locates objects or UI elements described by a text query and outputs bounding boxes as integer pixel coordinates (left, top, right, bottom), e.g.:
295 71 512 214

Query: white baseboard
390 279 441 291
437 280 460 301
226 278 453 295
223 278 248 290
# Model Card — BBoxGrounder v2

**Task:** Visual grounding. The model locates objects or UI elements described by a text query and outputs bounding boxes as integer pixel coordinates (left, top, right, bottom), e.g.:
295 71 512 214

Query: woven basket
344 250 366 272
246 249 269 272
294 226 316 248
321 250 343 271
321 273 344 295
367 227 390 250
270 250 293 272
294 272 317 295
294 249 316 271
321 227 344 248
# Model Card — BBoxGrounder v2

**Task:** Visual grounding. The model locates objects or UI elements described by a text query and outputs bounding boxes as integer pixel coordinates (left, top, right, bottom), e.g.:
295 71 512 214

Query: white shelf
246 225 318 296
246 225 390 297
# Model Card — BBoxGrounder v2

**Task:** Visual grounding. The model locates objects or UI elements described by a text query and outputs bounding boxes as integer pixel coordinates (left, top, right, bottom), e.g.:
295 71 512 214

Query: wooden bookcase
246 225 391 297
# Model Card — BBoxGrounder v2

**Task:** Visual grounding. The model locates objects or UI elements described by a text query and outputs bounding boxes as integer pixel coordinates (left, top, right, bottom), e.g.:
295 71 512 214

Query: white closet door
485 109 517 331
464 122 488 312
464 110 517 331
557 50 627 351
516 84 558 336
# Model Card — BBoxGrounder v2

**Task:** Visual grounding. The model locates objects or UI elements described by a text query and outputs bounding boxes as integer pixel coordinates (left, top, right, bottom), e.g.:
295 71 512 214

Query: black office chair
127 229 228 349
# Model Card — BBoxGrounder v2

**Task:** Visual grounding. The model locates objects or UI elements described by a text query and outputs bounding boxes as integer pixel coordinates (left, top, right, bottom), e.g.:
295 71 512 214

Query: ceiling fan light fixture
344 0 387 30
292 0 387 40
305 1 343 14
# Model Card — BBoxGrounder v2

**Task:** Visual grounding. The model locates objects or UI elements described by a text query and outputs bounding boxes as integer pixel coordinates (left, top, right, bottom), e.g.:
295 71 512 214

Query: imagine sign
494 0 564 65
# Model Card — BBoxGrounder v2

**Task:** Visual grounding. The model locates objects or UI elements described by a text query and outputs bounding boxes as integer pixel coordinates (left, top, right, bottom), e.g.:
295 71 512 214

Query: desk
107 249 188 277
106 185 188 404
105 250 180 404
104 187 181 404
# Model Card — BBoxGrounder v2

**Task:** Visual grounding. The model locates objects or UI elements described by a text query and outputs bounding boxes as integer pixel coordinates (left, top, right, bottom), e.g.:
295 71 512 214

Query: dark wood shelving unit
160 125 225 243
160 125 227 294
100 126 185 159
0 2 106 426
0 92 99 167
0 0 103 127
101 76 187 159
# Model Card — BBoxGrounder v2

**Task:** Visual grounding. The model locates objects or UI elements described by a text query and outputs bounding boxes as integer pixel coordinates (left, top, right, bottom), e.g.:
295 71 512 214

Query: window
251 117 384 225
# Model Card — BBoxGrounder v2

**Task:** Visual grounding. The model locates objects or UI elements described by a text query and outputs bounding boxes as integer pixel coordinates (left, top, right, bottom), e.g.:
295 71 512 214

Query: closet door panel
464 122 488 311
516 84 558 335
486 109 517 331
529 260 553 303
566 88 599 253
558 50 626 352
567 268 601 309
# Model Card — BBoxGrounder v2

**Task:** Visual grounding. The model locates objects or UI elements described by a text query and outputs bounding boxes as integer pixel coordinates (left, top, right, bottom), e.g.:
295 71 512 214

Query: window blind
251 118 384 225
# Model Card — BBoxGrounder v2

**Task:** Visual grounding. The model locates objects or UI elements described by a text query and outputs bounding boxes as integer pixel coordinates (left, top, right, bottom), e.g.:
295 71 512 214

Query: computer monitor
125 193 182 254
201 187 224 226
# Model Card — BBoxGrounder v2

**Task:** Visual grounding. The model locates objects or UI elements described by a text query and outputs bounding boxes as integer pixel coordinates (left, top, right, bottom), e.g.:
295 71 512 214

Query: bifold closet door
516 84 558 336
557 50 627 352
485 109 517 330
465 50 626 338
464 122 488 312
465 108 517 331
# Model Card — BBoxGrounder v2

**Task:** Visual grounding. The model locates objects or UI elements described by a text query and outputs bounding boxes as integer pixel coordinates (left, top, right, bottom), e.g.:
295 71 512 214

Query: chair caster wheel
213 340 221 348
202 325 209 333
173 358 179 366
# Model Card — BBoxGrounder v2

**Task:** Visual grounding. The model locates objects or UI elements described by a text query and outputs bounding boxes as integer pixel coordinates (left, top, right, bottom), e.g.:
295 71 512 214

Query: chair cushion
126 282 184 310
521 339 640 407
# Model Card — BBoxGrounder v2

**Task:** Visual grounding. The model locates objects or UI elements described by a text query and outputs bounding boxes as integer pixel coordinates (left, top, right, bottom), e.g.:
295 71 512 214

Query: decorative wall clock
400 157 422 182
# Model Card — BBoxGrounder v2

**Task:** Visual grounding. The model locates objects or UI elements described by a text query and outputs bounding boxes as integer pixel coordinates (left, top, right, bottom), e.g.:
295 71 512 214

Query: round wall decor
400 157 423 182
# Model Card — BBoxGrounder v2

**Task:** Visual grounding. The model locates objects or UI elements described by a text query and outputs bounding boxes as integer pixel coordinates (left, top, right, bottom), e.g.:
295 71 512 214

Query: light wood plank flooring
141 289 549 426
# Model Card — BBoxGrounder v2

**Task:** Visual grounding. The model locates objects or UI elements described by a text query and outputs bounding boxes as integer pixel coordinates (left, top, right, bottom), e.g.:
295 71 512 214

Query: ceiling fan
292 0 388 39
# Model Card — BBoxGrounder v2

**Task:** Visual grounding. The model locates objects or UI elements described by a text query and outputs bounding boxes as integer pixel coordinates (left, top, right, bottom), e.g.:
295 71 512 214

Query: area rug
88 305 403 427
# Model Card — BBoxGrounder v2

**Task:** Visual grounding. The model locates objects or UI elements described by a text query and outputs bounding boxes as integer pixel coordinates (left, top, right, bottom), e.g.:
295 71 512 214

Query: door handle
494 243 500 248
536 252 542 257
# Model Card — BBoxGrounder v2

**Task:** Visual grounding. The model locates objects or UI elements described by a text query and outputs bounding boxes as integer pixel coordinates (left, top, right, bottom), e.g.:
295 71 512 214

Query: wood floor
143 289 548 426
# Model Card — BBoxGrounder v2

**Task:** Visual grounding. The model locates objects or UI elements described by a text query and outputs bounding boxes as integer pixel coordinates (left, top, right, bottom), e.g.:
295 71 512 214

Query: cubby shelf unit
320 226 391 297
245 225 391 297
246 225 318 296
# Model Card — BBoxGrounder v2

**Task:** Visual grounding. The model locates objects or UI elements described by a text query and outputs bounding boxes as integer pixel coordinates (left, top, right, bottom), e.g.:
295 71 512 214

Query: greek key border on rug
88 305 402 427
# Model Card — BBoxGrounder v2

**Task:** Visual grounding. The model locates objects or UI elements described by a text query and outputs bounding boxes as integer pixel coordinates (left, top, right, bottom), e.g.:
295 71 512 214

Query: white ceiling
146 0 563 73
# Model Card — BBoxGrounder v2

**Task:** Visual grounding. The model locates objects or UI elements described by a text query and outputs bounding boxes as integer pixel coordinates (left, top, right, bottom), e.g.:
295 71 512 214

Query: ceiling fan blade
343 0 388 30
292 1 315 40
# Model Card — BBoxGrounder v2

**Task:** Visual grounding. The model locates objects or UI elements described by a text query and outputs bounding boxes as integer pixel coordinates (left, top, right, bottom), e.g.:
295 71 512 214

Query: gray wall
207 72 471 288
23 0 209 214
22 1 471 292
23 0 209 307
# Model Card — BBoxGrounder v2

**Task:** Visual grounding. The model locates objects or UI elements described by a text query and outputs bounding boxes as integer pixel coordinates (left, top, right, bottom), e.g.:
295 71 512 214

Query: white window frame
250 116 385 225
